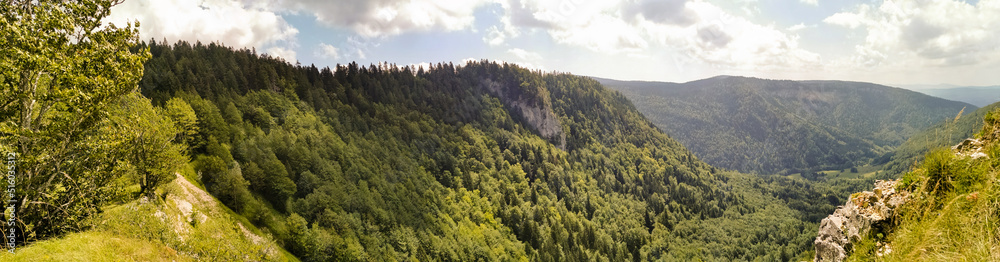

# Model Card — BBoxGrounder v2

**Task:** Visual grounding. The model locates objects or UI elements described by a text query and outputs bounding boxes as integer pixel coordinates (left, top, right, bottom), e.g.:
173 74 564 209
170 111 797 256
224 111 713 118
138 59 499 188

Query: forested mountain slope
883 102 1000 175
133 41 840 261
598 76 973 175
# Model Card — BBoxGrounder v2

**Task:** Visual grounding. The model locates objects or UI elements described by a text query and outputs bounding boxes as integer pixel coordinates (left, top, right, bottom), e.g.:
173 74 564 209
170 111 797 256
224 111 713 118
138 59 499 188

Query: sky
105 0 1000 87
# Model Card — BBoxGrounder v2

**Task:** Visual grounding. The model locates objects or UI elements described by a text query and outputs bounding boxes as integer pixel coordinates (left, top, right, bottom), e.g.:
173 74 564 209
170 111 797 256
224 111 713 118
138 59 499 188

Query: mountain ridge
597 76 974 175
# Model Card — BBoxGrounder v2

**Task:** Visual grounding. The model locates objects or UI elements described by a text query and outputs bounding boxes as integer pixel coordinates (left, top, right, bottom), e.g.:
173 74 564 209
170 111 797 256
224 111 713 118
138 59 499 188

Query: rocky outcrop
481 79 565 148
814 180 910 262
953 138 987 159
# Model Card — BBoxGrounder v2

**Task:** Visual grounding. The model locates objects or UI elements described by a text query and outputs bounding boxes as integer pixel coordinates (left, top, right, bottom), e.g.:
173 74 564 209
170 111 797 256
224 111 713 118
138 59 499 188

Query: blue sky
107 0 1000 87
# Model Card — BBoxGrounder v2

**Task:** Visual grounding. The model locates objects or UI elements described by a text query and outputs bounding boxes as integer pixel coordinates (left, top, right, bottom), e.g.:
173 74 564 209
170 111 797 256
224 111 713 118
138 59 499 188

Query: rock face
814 180 909 262
481 79 565 148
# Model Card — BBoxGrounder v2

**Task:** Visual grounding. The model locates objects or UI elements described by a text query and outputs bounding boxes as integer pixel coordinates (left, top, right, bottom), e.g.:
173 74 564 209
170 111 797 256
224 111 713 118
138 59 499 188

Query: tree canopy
0 0 184 243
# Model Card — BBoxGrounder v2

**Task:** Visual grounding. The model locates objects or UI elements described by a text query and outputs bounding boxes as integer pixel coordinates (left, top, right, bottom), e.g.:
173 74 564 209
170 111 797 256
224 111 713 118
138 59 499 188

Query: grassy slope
1 231 190 262
1 164 299 261
848 109 1000 261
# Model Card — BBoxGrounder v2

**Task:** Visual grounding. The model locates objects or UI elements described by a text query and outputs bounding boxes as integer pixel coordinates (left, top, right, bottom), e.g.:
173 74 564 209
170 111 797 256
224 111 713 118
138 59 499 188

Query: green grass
0 231 192 261
2 171 299 261
785 164 884 181
819 165 883 179
846 113 1000 261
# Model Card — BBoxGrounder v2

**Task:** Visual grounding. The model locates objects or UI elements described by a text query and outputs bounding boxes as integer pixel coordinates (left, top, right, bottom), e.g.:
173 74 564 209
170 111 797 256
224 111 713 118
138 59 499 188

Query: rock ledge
814 180 909 262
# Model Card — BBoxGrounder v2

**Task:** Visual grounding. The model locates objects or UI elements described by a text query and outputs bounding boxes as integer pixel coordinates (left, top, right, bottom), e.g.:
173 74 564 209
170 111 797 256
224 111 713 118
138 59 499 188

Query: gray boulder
814 180 909 262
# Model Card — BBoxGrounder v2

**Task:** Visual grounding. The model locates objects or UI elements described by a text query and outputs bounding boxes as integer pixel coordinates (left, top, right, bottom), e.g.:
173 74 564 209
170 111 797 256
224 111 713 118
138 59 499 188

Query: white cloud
489 0 821 71
346 36 372 60
508 48 542 61
647 1 821 70
261 0 493 38
823 9 866 29
106 0 297 49
787 23 809 31
316 43 340 60
484 25 512 46
800 0 818 6
265 47 297 62
825 0 1000 68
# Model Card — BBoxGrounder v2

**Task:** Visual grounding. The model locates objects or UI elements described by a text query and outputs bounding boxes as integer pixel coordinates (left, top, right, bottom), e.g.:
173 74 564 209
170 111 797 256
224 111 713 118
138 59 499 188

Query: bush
920 149 955 194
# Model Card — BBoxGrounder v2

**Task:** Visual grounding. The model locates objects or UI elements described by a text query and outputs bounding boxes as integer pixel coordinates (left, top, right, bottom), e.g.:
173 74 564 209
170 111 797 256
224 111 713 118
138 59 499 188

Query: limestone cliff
481 78 565 148
814 180 910 262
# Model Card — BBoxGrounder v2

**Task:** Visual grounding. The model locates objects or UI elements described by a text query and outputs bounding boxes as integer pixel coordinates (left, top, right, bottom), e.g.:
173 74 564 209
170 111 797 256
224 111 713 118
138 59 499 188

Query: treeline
135 40 837 261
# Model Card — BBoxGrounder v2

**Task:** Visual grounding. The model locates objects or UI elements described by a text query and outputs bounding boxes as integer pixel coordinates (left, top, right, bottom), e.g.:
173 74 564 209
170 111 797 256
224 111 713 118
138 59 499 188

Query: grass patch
3 172 298 261
0 231 192 262
847 128 1000 261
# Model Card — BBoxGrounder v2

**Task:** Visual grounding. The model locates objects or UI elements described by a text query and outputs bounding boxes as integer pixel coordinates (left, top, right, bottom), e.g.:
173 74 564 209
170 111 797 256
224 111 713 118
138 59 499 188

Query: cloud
823 9 866 29
800 0 818 6
623 0 697 26
489 0 820 71
640 1 822 70
266 47 297 62
483 26 509 46
316 43 340 60
262 0 493 38
106 0 297 49
787 23 809 31
825 0 1000 67
508 48 542 61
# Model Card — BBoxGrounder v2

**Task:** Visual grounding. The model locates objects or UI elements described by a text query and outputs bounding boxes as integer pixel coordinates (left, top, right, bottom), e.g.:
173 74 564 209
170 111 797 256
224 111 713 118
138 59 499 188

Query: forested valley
125 40 848 261
599 76 972 176
5 2 982 261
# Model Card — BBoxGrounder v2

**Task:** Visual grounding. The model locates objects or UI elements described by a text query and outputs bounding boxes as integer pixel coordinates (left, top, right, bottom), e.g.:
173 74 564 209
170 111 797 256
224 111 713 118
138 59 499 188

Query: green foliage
0 0 197 243
134 42 844 261
110 92 186 196
599 77 973 175
163 97 200 148
884 102 1000 175
0 231 193 262
849 108 1000 261
194 155 253 212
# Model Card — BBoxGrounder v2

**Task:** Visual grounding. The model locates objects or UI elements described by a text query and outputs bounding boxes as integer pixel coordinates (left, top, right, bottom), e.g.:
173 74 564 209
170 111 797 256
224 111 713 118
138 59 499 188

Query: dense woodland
599 77 973 175
7 2 979 261
123 40 847 261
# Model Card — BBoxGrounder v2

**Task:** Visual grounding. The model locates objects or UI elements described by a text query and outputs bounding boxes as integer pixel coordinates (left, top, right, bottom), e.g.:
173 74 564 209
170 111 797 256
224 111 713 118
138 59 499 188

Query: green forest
0 2 851 260
883 102 1000 175
128 40 842 261
599 76 972 175
4 1 995 261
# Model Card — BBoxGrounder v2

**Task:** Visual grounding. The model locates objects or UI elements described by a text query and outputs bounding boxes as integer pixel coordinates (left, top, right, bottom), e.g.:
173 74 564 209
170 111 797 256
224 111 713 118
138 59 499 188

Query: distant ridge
911 86 1000 107
597 76 974 175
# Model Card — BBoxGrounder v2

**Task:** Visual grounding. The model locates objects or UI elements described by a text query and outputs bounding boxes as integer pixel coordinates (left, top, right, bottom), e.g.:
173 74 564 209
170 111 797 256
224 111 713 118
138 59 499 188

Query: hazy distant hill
912 86 1000 107
598 76 973 175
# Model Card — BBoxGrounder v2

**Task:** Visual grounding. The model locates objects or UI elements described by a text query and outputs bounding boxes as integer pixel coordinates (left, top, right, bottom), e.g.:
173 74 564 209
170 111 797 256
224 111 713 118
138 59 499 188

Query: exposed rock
481 79 565 148
814 180 910 262
953 138 987 159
